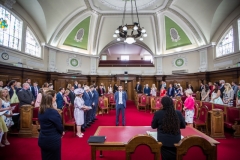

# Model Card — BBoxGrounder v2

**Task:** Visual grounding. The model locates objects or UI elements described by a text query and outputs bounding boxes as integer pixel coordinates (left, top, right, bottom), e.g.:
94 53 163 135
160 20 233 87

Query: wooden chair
137 95 147 112
175 99 183 112
62 106 75 136
32 107 39 125
174 135 216 160
194 103 200 120
224 107 240 137
193 105 209 134
10 103 20 113
202 102 213 111
125 134 162 160
151 97 162 113
108 94 116 110
98 97 109 115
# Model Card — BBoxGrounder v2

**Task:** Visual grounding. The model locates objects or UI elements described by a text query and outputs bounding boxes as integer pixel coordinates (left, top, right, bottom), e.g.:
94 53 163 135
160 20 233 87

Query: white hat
74 88 84 95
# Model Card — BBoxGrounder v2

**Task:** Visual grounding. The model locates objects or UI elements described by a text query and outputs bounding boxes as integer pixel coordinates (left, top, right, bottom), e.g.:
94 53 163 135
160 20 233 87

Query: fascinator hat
74 88 84 95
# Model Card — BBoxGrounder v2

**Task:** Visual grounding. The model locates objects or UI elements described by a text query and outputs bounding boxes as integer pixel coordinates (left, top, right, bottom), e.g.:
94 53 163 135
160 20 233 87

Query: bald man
17 83 35 107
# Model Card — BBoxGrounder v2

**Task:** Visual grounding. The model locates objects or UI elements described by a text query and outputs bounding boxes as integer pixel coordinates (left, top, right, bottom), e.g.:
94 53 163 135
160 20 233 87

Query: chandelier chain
135 0 140 27
122 0 127 26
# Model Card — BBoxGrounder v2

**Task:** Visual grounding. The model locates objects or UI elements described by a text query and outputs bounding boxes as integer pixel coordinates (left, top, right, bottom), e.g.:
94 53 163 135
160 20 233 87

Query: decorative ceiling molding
3 0 16 9
92 14 102 55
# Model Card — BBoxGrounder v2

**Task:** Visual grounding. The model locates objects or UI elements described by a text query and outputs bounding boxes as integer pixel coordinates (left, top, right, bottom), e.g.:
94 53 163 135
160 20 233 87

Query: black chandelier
113 0 147 44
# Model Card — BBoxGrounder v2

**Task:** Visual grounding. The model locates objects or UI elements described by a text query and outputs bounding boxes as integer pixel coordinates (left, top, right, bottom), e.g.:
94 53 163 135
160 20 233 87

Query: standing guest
236 84 240 107
31 82 40 99
48 83 54 90
219 80 225 98
17 83 35 107
187 84 193 92
16 82 22 93
82 86 92 129
108 84 113 94
113 84 118 93
183 89 195 127
160 86 167 97
38 90 64 160
25 78 32 92
74 81 78 89
7 80 19 104
35 89 44 108
135 82 142 93
175 85 182 97
208 82 213 91
74 88 88 138
42 82 49 92
173 83 178 90
91 85 99 122
199 82 204 92
201 84 210 102
56 87 65 109
232 82 238 99
0 89 14 145
69 86 76 105
223 83 234 106
0 80 3 90
151 96 185 160
210 84 223 104
89 85 96 122
114 85 127 126
167 84 175 98
66 84 72 90
98 85 105 97
78 84 82 89
151 84 157 97
143 84 151 96
63 89 71 107
0 99 12 147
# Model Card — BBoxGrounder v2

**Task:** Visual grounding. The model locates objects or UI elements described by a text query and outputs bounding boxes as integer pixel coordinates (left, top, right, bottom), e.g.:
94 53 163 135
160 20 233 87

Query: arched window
216 28 234 57
0 4 23 50
25 27 41 57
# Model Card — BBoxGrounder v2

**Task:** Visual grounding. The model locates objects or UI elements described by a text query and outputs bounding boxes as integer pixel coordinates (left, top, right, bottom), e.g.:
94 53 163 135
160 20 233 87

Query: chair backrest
175 100 183 111
69 104 74 119
140 95 147 105
62 106 70 124
202 102 213 111
32 107 39 119
98 97 105 108
154 97 162 109
198 105 209 123
109 94 115 103
226 107 240 124
194 103 200 119
174 135 216 160
125 134 162 160
213 104 226 115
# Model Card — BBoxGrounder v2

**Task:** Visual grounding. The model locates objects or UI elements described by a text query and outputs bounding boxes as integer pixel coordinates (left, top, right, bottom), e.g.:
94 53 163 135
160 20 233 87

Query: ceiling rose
99 0 156 11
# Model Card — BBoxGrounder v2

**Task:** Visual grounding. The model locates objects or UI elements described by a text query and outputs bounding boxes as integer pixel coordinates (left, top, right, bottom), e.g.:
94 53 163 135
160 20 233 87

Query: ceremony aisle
0 101 239 160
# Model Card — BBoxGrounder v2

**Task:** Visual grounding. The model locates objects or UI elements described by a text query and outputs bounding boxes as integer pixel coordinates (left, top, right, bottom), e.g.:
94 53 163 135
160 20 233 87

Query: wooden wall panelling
209 68 239 84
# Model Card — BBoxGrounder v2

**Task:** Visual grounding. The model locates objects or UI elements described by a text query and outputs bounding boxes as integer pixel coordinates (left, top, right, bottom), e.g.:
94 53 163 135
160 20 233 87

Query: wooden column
208 109 225 138
19 105 33 137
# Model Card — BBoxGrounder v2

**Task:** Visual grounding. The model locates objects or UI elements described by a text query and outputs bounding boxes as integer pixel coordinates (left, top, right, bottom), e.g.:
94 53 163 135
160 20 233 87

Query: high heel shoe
0 143 5 147
76 134 83 138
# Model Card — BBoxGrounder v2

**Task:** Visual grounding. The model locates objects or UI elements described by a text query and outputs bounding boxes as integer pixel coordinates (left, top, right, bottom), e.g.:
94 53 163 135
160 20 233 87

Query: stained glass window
0 5 22 50
216 28 234 57
25 27 41 57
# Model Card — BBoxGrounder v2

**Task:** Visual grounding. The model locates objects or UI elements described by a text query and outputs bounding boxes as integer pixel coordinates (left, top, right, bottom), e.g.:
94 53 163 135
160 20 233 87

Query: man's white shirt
119 91 123 104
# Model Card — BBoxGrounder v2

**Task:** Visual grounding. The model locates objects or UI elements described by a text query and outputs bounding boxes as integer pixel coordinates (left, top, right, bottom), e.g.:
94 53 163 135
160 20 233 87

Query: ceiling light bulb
133 25 138 30
125 37 136 44
141 28 146 33
143 33 147 37
117 38 121 41
115 29 119 34
113 34 117 37
123 26 127 31
139 37 143 41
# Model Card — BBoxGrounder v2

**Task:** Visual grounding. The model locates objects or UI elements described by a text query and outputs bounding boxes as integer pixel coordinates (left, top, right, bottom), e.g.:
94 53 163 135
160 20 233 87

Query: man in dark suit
135 82 142 93
17 83 35 107
114 85 128 126
143 84 151 96
90 85 99 122
167 84 175 98
98 85 105 96
82 86 93 129
68 86 75 104
25 78 32 92
56 87 65 109
74 81 78 89
219 80 225 98
31 82 40 99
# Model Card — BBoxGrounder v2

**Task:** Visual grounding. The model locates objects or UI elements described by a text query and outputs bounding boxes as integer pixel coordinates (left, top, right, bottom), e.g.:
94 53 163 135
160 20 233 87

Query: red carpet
0 101 239 160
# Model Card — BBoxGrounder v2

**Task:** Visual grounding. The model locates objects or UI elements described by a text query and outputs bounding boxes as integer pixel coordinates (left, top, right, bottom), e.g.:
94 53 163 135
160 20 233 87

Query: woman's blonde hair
64 89 70 95
185 89 193 95
152 84 156 89
39 90 56 114
224 83 232 92
0 88 10 102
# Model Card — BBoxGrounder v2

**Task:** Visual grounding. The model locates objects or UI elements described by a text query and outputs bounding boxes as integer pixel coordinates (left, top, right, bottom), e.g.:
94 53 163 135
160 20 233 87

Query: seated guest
151 84 157 97
223 83 234 106
210 84 223 104
38 90 64 160
167 84 175 98
31 82 40 100
63 89 71 107
183 89 195 127
17 83 35 107
151 96 185 160
237 84 240 107
201 84 210 102
56 87 65 109
143 84 151 96
160 86 166 97
74 88 88 138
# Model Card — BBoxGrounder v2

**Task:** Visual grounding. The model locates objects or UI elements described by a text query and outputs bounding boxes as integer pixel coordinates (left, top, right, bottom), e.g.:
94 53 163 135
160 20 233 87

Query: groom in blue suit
114 85 128 126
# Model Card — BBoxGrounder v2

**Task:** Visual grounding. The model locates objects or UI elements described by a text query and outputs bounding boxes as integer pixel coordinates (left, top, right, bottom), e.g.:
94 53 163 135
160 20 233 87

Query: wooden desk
89 126 219 160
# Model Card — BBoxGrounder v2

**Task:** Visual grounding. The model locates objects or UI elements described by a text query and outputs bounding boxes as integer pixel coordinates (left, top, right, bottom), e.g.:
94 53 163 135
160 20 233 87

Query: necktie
35 87 38 96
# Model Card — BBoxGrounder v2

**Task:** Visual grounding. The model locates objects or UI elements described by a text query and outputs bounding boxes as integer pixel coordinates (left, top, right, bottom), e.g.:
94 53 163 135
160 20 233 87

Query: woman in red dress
160 87 167 97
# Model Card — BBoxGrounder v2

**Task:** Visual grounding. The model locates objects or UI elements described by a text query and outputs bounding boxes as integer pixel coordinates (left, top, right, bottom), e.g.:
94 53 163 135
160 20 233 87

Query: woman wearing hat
74 88 88 137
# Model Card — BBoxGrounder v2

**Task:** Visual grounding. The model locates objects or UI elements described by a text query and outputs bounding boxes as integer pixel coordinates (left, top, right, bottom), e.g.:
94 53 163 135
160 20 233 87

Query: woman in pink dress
183 89 195 127
74 88 88 138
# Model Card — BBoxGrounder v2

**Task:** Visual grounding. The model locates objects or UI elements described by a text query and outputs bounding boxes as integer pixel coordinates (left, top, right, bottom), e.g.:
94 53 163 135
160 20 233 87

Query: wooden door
121 81 133 100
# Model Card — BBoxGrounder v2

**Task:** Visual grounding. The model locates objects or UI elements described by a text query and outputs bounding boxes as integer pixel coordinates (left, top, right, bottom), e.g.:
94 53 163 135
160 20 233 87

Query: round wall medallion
70 58 79 67
175 58 184 67
1 52 9 60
